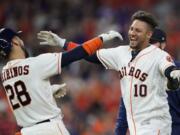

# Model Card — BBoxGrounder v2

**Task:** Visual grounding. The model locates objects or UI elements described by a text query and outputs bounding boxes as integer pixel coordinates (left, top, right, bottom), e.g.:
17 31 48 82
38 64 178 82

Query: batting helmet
0 28 21 57
149 28 166 44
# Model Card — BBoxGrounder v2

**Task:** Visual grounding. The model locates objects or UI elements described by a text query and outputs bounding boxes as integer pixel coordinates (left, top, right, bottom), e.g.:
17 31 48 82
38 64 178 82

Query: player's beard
130 39 146 50
129 35 140 50
130 40 141 50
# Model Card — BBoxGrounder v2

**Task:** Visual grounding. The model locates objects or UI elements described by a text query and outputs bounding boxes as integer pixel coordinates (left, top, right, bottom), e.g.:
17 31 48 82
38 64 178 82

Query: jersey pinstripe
97 45 174 135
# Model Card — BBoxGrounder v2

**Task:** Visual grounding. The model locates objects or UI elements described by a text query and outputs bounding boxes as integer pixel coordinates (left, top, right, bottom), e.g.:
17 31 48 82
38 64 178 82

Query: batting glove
37 31 66 47
170 69 180 82
51 83 67 98
98 30 123 42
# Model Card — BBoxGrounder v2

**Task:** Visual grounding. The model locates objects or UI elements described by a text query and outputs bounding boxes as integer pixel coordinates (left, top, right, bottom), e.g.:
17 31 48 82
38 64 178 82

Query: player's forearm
61 46 87 67
63 41 78 51
38 30 122 65
63 37 102 51
61 38 102 67
63 38 101 64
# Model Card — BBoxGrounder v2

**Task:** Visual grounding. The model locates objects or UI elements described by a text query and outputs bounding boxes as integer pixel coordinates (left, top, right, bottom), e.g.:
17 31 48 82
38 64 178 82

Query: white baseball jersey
97 45 174 135
1 53 63 128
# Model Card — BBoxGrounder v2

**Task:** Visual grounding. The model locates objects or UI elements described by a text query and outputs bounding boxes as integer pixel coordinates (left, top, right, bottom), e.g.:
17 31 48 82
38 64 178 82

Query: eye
136 29 141 33
130 27 133 31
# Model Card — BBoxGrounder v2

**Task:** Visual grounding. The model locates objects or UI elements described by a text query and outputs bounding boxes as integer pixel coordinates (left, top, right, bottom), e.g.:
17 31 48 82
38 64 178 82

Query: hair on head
131 10 158 30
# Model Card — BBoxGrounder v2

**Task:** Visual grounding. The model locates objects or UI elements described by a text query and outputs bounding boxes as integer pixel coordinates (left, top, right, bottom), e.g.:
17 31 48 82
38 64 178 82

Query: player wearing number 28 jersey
0 27 121 135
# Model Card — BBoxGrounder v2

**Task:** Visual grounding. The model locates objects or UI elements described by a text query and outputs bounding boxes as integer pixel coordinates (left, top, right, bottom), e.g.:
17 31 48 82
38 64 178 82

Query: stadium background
0 0 179 135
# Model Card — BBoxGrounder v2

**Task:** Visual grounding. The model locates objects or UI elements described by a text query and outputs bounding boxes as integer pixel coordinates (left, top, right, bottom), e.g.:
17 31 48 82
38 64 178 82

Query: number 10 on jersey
134 84 147 97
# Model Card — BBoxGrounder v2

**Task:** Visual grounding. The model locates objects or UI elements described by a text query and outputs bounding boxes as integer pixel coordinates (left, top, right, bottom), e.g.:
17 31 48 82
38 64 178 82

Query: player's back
1 53 62 127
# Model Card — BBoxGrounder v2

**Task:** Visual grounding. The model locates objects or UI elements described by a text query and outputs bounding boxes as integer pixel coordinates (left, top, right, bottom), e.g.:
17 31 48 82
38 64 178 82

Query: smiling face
128 19 153 50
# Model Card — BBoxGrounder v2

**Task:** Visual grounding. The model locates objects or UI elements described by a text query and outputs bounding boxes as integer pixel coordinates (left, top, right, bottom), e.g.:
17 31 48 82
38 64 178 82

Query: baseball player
15 83 67 135
0 28 121 135
38 10 180 135
114 28 180 135
151 29 180 135
167 61 180 135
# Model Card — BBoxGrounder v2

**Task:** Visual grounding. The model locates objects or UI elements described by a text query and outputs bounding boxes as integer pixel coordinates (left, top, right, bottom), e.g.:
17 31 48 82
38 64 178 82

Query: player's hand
170 69 180 82
167 69 180 90
37 31 66 47
98 30 123 42
51 83 67 98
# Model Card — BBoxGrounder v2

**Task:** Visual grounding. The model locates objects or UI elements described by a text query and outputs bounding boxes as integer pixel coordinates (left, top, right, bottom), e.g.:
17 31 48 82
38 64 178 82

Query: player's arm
168 61 180 90
51 83 67 98
37 31 123 65
63 41 101 64
164 65 180 90
60 37 102 67
158 52 180 90
115 97 128 135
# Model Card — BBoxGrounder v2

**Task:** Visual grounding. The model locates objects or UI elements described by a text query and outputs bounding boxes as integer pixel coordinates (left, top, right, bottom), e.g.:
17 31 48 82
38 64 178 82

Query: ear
11 36 20 46
147 31 153 40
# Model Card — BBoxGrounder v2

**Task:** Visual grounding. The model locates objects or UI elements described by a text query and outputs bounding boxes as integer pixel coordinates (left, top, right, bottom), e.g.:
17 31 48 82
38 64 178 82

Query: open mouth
129 36 138 45
130 36 137 42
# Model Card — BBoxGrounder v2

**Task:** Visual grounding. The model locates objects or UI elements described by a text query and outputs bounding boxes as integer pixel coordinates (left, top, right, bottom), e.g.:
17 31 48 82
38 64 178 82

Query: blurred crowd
0 0 179 135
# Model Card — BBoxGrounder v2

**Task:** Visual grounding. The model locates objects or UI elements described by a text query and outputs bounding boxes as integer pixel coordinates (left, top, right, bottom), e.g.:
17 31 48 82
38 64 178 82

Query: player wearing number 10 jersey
38 10 180 135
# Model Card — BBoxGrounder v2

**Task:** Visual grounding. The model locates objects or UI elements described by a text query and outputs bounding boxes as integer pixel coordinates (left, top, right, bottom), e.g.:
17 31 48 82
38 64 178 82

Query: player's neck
8 47 26 61
131 40 149 51
142 41 150 50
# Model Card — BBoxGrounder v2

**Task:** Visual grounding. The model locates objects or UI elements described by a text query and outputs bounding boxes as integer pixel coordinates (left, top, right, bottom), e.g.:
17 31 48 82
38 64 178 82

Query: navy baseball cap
0 28 21 56
149 28 166 44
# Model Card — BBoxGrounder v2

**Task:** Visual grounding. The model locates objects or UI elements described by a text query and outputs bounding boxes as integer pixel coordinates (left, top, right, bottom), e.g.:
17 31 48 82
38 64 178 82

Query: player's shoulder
114 45 129 49
150 45 174 63
12 53 61 65
2 59 28 70
116 45 129 50
99 45 129 53
159 49 172 58
31 52 61 61
2 53 61 72
152 45 171 56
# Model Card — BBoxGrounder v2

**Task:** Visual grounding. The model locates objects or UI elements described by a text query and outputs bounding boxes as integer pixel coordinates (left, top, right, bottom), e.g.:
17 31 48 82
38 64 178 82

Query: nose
130 29 136 36
129 30 136 38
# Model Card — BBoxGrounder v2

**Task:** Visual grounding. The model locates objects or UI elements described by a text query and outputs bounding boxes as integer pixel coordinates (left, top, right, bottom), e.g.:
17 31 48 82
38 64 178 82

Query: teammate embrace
38 10 180 135
0 10 180 135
